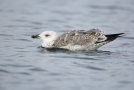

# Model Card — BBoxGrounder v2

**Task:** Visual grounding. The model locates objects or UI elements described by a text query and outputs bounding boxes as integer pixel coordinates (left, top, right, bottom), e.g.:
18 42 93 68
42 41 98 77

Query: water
0 0 134 90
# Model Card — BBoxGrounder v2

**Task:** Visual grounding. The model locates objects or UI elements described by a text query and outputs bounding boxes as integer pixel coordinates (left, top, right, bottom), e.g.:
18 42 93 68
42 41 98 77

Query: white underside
41 40 109 51
60 45 96 51
60 41 109 51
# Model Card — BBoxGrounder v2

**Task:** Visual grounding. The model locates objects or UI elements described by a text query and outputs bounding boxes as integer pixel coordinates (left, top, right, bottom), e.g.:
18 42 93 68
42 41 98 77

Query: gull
32 29 124 51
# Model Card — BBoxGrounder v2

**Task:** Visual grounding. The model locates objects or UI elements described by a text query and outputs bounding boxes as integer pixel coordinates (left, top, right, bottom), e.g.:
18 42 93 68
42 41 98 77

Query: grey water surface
0 0 134 90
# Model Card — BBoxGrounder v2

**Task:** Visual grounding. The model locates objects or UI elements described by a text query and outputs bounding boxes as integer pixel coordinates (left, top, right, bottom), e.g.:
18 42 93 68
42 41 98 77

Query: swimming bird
32 29 124 51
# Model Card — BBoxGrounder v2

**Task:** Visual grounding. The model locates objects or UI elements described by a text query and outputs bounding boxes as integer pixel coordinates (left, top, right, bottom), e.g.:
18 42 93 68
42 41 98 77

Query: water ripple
0 34 14 37
89 5 132 11
18 72 31 75
72 56 99 61
119 80 132 84
14 39 32 42
74 62 105 71
84 65 105 71
0 69 10 73
0 64 33 68
122 36 134 40
29 67 46 72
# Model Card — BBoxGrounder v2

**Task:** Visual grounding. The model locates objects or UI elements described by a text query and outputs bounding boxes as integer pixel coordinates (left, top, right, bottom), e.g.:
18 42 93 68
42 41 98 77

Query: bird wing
53 29 107 47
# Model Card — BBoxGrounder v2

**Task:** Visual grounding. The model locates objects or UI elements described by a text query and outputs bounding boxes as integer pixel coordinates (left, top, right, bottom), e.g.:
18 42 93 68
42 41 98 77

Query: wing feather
53 29 106 47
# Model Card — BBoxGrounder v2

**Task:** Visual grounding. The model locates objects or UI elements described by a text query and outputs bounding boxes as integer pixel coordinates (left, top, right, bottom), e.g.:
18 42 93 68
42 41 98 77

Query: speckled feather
53 29 106 47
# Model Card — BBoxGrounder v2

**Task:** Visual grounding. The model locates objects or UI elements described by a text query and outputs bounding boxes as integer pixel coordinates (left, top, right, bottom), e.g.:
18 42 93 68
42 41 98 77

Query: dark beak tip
31 35 39 39
31 35 35 38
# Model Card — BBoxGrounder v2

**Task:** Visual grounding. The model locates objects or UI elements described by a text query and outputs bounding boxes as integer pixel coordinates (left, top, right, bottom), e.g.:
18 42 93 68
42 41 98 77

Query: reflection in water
39 47 112 56
39 47 74 54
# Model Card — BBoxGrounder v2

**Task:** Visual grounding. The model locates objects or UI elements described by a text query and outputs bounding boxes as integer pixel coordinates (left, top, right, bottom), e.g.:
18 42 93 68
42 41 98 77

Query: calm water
0 0 134 90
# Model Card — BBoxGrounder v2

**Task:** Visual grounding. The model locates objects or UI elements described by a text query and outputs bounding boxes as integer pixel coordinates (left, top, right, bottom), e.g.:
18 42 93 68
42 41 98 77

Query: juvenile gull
32 29 124 51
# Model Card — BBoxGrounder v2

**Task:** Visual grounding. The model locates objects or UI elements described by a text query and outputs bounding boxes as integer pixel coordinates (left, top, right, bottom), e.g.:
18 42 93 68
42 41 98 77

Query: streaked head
32 31 58 47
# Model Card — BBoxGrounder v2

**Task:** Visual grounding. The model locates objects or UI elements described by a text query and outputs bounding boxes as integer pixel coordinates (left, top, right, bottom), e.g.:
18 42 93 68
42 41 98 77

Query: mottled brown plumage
53 29 106 48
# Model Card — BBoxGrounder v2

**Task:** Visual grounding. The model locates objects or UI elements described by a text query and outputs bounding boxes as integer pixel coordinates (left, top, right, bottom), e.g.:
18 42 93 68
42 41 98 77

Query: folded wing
53 29 107 47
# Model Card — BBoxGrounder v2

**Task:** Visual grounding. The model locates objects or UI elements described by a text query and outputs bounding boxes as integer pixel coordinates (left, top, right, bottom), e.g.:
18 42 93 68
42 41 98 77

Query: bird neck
42 41 55 48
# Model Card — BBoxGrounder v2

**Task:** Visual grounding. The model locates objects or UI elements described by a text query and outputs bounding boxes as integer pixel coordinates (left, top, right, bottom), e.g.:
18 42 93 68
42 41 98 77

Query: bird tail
94 33 124 50
105 33 124 42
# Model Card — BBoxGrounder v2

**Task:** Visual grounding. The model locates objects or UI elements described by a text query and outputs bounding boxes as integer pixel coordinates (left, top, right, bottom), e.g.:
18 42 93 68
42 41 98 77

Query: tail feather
94 33 124 49
105 33 124 42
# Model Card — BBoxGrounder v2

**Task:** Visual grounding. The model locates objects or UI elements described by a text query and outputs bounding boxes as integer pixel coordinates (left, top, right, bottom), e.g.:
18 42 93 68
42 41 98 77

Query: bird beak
31 34 40 39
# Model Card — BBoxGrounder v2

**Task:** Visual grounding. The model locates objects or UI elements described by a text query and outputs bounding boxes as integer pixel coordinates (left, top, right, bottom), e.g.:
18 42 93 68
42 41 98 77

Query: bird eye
45 34 50 37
